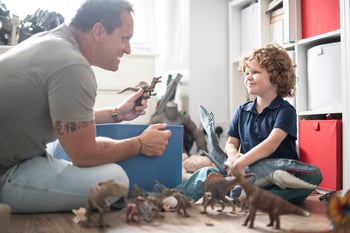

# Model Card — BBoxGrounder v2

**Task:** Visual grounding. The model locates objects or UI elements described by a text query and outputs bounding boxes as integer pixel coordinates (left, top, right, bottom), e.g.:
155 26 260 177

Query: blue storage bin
96 123 183 192
51 123 184 192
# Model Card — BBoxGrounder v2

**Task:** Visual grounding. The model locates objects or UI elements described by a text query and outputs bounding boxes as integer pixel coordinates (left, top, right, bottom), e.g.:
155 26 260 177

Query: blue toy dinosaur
199 105 320 190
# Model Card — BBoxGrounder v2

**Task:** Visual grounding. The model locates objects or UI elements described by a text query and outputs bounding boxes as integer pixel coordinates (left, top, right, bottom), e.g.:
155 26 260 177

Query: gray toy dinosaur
199 105 319 190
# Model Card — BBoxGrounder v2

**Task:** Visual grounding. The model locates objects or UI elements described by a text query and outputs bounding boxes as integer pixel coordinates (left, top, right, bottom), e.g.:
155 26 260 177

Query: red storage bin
301 0 340 38
299 119 342 191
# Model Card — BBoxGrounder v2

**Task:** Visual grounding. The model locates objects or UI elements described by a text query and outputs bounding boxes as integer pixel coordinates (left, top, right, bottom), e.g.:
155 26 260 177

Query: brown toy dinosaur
83 179 128 228
201 173 253 214
161 188 192 217
118 76 162 105
232 171 310 229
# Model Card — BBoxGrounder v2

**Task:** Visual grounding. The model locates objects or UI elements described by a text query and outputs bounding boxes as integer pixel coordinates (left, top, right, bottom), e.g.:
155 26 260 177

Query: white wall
189 0 230 130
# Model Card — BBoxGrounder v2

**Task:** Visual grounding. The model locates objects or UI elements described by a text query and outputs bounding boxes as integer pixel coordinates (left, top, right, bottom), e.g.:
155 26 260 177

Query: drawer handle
313 121 320 131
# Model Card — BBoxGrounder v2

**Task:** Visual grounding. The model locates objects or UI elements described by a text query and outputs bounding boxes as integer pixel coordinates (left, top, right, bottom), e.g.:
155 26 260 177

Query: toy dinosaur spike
231 170 310 229
152 73 182 117
199 105 227 174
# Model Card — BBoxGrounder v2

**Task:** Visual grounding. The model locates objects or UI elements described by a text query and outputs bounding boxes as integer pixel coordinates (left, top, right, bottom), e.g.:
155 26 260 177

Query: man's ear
91 23 105 42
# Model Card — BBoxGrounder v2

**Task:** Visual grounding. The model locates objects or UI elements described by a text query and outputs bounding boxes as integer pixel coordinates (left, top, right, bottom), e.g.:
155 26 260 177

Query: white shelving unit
228 0 350 192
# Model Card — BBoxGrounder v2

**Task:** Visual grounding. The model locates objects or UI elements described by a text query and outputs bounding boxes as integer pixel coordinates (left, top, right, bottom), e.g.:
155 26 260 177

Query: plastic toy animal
161 188 192 217
201 173 253 214
232 170 310 229
288 190 350 232
83 179 128 228
199 105 320 190
126 196 147 223
118 76 162 105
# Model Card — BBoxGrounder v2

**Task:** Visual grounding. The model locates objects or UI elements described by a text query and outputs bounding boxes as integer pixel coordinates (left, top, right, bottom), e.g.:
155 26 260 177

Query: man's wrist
111 108 121 123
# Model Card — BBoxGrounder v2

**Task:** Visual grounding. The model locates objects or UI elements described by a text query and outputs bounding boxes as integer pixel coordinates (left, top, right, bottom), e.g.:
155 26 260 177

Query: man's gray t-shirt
0 24 97 173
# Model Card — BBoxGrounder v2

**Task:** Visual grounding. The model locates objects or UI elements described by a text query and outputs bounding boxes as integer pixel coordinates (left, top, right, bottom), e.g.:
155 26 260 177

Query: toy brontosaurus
199 105 319 190
83 179 128 228
233 171 310 229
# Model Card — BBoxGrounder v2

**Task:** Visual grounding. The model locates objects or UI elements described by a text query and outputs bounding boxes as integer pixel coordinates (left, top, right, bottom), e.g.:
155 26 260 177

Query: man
0 0 171 213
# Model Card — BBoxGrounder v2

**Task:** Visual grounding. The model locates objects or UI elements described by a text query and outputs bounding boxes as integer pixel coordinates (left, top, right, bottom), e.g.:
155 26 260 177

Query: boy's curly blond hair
239 44 296 98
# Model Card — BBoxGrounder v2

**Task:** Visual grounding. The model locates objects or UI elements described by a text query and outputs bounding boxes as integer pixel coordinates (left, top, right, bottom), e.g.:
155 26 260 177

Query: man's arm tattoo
55 120 89 135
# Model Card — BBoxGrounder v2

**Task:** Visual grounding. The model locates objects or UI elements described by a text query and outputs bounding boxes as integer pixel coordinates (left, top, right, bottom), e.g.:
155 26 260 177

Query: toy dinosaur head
98 179 129 197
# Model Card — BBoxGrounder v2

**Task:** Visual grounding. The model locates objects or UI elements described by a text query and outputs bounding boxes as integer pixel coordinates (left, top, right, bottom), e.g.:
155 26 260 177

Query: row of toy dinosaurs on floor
72 172 350 232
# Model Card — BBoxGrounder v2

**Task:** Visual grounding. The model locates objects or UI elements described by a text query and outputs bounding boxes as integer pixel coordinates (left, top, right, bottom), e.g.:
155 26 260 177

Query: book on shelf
282 0 296 43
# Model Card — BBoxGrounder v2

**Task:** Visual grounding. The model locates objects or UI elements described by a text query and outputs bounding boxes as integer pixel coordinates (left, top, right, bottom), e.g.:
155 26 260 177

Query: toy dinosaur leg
248 209 256 228
267 213 274 227
217 200 225 212
275 216 280 229
97 209 108 228
271 170 317 190
268 214 281 229
243 212 251 226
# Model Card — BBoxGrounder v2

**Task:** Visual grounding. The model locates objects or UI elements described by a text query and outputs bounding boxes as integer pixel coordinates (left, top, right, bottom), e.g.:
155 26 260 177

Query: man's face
97 11 134 71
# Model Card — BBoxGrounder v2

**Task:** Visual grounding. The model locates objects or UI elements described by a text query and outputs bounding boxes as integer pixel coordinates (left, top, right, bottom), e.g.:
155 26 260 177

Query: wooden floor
8 192 333 233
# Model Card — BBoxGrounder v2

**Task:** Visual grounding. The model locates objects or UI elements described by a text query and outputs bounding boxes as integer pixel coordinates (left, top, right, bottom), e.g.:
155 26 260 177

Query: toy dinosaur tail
199 105 227 174
286 204 311 217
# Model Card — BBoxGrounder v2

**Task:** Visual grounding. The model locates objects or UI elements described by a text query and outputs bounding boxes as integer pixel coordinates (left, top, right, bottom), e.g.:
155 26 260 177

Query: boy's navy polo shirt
227 96 298 160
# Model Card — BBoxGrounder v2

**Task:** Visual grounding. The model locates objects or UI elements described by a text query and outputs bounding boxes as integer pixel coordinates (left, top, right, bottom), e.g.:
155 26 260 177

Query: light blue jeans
0 141 129 213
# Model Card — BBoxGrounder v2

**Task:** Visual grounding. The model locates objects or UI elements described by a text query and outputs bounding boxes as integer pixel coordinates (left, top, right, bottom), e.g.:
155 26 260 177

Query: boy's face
243 58 278 97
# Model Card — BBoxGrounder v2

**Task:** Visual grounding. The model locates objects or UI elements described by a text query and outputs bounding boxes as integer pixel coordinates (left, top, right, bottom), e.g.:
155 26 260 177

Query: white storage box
307 42 341 111
240 2 259 55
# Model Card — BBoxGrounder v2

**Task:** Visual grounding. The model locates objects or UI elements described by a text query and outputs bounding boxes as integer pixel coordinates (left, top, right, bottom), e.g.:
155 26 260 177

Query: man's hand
138 123 172 156
117 89 148 121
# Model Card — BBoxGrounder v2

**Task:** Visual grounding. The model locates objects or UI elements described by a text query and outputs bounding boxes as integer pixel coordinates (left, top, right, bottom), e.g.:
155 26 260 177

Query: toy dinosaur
201 173 253 214
232 170 310 229
288 190 350 233
328 190 350 229
161 188 192 217
287 224 350 233
118 76 162 105
199 105 320 190
126 196 147 223
152 73 182 117
83 179 128 228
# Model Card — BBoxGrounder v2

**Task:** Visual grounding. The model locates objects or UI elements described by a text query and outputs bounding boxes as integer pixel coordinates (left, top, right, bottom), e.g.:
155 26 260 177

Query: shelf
230 0 257 8
297 30 341 46
298 110 342 117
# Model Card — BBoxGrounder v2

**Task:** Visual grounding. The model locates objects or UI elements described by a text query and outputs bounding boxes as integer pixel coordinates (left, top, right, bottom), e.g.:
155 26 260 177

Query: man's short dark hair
70 0 134 34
